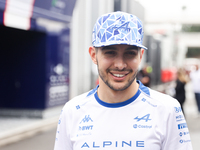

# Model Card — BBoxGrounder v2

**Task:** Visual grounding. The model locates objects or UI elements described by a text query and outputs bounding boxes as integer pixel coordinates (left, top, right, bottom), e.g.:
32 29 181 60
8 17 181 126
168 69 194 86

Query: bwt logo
174 107 182 113
79 125 93 131
178 123 188 129
80 115 93 124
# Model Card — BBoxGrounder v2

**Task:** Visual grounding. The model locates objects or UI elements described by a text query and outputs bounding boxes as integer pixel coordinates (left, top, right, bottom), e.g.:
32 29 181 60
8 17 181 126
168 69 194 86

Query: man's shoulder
147 88 180 107
63 89 97 110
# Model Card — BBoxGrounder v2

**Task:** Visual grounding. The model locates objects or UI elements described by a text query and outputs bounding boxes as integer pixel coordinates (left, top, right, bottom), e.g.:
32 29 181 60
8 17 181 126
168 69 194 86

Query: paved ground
0 115 59 147
0 128 57 150
183 82 200 150
0 82 199 150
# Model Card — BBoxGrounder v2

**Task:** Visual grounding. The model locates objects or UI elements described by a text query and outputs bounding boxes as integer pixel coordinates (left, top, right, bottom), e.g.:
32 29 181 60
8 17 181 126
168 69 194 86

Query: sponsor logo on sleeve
141 98 157 107
179 131 189 137
179 139 191 144
178 123 188 129
174 107 182 113
176 115 185 122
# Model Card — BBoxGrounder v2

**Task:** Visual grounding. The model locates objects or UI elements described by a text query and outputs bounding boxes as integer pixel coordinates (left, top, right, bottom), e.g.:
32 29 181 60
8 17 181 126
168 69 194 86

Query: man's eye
105 51 116 55
126 51 137 55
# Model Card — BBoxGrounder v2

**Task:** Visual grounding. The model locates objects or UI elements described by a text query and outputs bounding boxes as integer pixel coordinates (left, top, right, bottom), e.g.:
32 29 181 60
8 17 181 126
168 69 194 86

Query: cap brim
93 42 148 50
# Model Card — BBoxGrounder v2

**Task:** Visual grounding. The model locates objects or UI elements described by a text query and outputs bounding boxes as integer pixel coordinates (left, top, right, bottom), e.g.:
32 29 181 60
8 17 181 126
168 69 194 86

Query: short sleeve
161 101 193 150
54 104 73 150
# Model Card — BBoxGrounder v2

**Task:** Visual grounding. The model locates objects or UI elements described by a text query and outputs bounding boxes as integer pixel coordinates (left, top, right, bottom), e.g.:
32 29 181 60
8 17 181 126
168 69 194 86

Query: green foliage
182 24 200 32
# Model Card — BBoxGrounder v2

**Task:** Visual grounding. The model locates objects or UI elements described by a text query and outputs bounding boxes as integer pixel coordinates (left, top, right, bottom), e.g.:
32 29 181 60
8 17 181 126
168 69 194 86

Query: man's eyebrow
101 46 116 50
125 46 139 50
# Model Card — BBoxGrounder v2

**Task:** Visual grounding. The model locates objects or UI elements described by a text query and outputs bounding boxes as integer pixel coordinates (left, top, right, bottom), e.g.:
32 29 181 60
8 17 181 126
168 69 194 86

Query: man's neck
97 80 139 104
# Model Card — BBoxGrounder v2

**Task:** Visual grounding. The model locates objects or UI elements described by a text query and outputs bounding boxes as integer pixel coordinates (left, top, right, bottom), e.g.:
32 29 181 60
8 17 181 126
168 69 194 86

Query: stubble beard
97 62 138 91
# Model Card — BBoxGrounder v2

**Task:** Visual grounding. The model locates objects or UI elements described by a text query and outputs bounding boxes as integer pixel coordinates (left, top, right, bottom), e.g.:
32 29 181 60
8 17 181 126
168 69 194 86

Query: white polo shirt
54 81 193 150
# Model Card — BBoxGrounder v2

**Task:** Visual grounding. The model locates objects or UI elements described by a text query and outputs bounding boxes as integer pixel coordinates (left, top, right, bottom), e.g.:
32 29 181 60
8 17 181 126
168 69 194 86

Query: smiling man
54 11 193 150
89 44 143 103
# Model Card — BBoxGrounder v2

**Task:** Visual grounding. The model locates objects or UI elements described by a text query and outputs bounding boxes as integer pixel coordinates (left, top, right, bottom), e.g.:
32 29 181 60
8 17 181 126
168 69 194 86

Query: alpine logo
134 114 151 122
80 115 93 124
133 114 152 129
81 140 145 148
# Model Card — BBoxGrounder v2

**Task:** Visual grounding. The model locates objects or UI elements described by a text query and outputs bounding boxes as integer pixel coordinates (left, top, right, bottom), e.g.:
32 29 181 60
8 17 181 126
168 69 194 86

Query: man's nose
113 56 127 70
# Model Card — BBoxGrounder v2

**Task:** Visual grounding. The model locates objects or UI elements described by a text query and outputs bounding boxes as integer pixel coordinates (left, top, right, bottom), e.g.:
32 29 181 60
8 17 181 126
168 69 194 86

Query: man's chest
70 107 162 149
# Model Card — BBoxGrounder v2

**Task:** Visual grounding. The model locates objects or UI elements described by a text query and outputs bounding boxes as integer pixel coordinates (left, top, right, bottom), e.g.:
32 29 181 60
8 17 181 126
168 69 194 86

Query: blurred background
0 0 200 149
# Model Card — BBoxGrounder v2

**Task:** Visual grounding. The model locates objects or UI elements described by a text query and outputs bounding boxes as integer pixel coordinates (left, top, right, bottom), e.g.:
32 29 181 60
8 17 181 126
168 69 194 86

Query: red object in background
96 78 99 86
161 68 177 83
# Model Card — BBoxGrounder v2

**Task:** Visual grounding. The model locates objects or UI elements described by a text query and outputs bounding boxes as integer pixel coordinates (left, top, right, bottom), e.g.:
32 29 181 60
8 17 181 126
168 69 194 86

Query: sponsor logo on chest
133 114 152 129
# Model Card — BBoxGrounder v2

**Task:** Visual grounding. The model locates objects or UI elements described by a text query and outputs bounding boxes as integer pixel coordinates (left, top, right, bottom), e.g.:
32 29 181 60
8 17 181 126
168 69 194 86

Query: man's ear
89 46 97 64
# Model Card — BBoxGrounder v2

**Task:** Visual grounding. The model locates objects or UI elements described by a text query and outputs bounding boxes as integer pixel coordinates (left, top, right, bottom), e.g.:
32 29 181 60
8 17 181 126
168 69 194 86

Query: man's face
94 44 144 91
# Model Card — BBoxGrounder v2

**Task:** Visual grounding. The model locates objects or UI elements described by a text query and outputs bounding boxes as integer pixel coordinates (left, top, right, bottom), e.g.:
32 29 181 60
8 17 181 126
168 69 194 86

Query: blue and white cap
92 11 147 49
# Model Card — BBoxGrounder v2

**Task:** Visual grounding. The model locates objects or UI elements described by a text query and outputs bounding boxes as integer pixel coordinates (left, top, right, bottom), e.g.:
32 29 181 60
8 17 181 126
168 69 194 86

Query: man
54 11 192 150
190 64 200 117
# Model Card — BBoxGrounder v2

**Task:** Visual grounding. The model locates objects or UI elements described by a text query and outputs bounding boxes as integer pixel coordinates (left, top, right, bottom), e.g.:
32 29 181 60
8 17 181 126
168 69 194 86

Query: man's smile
112 74 126 78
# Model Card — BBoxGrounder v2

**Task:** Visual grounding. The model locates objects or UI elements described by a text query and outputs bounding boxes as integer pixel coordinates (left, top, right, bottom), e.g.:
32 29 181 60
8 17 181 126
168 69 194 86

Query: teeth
113 74 125 77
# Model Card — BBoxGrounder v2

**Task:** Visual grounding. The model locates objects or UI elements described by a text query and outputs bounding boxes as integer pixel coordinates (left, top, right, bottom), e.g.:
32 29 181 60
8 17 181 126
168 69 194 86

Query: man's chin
107 83 131 91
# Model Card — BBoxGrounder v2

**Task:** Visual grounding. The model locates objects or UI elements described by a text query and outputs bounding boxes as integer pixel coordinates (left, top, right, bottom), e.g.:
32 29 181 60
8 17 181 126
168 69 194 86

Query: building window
186 47 200 58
